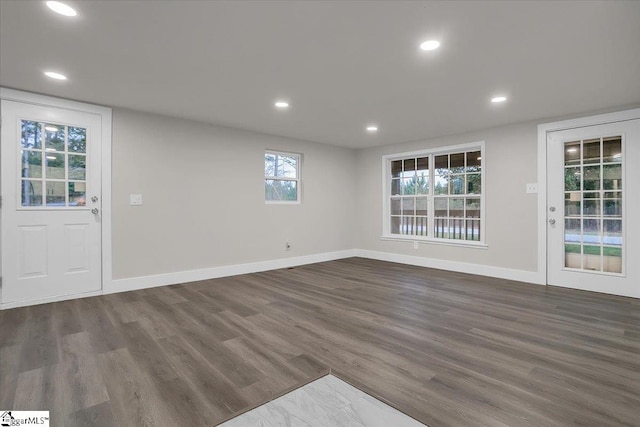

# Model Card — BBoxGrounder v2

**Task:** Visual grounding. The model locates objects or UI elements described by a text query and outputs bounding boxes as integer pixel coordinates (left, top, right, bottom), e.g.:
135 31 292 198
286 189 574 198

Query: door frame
537 107 640 287
0 87 112 309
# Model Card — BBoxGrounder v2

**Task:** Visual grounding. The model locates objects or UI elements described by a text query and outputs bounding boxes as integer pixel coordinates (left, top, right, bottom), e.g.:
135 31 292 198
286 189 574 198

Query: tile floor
219 374 427 427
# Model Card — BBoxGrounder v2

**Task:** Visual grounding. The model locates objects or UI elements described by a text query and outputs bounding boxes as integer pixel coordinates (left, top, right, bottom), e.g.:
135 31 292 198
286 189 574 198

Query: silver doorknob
548 219 556 225
91 208 99 215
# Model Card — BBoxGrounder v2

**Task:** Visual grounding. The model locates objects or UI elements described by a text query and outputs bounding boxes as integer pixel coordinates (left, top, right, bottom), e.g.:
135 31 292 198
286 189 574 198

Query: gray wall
112 109 356 279
354 121 539 272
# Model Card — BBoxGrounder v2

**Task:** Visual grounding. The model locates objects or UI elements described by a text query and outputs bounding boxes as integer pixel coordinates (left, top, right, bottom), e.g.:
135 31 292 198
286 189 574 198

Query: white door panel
1 100 102 304
547 118 639 298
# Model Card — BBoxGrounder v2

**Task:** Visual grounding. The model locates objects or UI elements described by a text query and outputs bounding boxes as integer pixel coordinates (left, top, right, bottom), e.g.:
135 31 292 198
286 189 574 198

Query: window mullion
428 154 434 240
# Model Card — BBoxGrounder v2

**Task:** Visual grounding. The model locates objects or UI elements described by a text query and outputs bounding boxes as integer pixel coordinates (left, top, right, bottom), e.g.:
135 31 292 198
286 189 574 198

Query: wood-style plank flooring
1 258 639 426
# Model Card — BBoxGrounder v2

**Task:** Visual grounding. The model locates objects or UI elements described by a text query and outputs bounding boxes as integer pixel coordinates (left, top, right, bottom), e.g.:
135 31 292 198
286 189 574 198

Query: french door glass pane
68 155 86 180
21 179 43 206
602 137 622 163
21 120 42 149
44 124 65 151
68 127 87 153
564 142 580 165
21 151 42 178
563 136 623 274
46 181 66 206
69 182 87 206
45 153 65 179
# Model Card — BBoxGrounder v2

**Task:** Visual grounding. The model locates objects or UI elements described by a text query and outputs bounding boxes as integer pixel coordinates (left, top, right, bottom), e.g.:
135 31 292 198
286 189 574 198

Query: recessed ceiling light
44 71 67 80
491 96 507 103
566 148 578 153
46 1 77 17
274 101 289 108
366 125 378 132
419 40 440 51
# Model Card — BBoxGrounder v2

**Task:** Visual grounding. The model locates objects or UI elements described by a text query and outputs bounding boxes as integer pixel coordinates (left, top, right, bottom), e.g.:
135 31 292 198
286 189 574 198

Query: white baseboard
0 290 103 310
106 249 358 294
1 248 544 309
355 249 544 285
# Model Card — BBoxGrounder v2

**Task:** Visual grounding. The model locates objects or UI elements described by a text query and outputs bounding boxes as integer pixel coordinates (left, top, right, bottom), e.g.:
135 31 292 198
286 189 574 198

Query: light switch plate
526 183 538 194
130 194 143 205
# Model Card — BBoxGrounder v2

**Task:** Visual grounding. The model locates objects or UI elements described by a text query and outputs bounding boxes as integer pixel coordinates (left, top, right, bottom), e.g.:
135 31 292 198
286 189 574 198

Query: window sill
265 201 301 205
380 235 488 249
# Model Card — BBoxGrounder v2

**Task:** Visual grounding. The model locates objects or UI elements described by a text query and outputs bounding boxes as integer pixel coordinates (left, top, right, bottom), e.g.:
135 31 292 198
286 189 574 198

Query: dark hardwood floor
1 257 639 426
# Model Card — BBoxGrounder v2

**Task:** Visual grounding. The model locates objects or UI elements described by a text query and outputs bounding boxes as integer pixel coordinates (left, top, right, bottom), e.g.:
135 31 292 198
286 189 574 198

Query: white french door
1 99 103 304
547 118 640 298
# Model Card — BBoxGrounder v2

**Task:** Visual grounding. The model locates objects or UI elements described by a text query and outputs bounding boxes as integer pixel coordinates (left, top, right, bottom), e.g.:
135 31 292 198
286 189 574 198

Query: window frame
264 150 302 204
381 141 486 247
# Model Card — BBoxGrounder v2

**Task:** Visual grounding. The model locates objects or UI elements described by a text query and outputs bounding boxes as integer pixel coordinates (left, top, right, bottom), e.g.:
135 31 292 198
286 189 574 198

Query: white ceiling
1 1 639 149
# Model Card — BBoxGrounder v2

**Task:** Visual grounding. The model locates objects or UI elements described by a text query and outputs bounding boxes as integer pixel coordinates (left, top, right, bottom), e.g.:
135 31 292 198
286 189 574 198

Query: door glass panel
45 181 66 206
21 151 42 178
21 120 42 149
564 142 580 165
565 192 581 216
564 167 581 191
69 182 87 206
602 137 621 163
583 245 601 271
582 166 600 190
68 127 86 153
18 120 88 208
45 152 65 179
603 247 622 273
582 139 600 164
563 136 623 274
68 155 86 180
564 218 580 243
603 164 622 190
21 180 43 206
44 124 65 151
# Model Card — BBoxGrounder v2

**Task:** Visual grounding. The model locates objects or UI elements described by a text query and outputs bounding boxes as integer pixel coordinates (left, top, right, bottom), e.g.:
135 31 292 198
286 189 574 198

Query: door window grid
387 146 483 243
563 136 623 274
20 120 87 208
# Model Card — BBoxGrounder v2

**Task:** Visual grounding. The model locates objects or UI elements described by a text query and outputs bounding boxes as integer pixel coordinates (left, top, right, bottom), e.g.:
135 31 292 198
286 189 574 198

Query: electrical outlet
526 183 538 194
285 242 291 251
413 241 419 250
130 194 143 205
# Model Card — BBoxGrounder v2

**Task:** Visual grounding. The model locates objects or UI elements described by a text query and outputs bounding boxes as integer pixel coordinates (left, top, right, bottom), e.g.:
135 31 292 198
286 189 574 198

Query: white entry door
547 118 640 298
1 100 103 305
